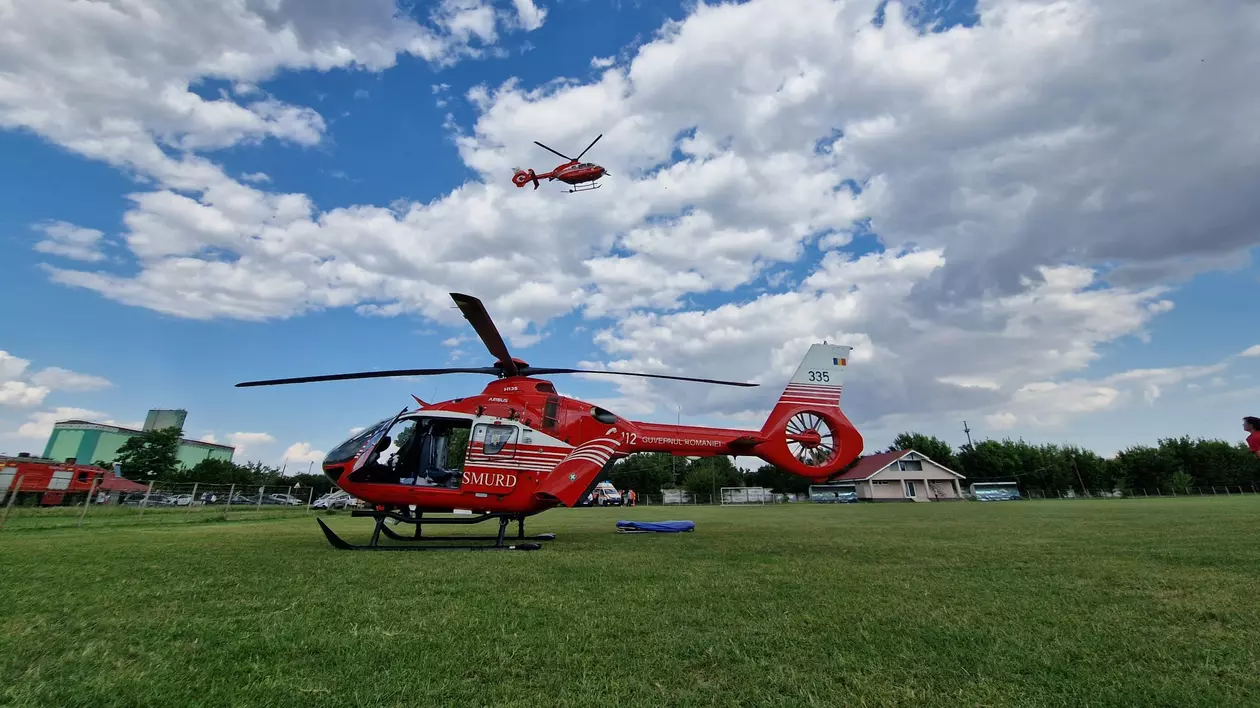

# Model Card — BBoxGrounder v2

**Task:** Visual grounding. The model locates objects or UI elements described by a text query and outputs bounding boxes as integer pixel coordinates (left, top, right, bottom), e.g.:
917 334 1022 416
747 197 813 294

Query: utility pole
962 421 974 449
1072 455 1087 497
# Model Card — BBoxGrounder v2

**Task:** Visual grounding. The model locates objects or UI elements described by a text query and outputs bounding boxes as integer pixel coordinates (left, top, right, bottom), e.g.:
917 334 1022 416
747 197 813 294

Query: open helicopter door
351 407 407 475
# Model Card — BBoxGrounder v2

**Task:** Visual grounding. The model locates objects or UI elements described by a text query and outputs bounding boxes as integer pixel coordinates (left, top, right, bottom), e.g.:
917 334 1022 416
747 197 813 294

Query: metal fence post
188 482 199 514
306 487 314 512
0 474 24 530
77 475 101 528
225 483 235 520
138 480 155 517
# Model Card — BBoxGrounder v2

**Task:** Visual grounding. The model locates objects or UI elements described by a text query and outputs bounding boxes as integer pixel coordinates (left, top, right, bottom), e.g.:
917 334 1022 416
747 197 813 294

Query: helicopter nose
322 464 347 487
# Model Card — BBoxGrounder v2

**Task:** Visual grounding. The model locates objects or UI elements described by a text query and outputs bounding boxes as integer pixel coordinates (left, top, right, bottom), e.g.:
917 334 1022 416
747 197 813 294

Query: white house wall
859 452 963 501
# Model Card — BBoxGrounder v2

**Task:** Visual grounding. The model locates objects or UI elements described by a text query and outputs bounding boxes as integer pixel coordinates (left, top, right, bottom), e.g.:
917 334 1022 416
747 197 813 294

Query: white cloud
33 221 107 262
6 0 1260 454
0 351 110 408
282 442 325 465
0 382 49 407
1241 345 1260 357
0 351 32 382
29 367 112 392
226 431 275 457
510 0 548 31
1 0 547 202
12 407 108 440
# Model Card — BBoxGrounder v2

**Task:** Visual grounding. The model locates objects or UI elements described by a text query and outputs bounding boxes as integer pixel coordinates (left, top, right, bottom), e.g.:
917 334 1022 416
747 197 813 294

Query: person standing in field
1245 416 1260 459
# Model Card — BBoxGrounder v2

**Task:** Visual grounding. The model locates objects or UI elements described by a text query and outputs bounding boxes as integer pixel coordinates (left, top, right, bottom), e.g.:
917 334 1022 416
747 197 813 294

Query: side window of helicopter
474 423 517 456
542 395 559 431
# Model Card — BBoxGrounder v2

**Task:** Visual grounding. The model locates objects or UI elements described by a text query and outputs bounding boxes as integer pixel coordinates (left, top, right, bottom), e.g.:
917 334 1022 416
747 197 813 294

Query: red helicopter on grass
235 293 863 552
512 133 608 193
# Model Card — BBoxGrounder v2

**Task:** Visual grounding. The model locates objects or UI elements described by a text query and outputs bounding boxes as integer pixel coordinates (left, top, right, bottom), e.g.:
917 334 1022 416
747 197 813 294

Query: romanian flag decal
833 357 846 366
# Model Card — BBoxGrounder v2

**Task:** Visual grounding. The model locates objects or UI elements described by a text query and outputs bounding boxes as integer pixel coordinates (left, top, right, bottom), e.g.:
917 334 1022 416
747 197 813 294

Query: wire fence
0 481 361 532
1020 486 1260 499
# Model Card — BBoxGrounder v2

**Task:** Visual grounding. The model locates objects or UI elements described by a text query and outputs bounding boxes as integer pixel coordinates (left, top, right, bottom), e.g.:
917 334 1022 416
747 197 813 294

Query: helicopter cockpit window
475 423 517 456
347 416 470 488
324 417 392 465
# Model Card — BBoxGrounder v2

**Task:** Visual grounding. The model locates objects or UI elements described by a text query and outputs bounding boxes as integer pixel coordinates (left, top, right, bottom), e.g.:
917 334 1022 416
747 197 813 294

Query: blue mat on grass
616 520 695 533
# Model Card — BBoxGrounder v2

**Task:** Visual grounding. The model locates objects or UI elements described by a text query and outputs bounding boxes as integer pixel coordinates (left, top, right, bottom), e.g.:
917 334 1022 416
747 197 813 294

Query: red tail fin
512 168 540 189
752 344 863 481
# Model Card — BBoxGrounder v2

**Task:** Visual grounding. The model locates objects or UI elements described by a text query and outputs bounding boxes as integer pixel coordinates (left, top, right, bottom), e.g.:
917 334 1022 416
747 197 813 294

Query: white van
590 481 623 506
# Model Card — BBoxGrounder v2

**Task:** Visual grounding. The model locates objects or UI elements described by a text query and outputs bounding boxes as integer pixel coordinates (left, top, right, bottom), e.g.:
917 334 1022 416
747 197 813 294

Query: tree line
881 431 1260 493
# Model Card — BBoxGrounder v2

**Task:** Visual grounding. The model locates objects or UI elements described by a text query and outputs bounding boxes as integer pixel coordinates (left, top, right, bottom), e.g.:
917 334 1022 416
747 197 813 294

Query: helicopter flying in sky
235 293 863 551
512 133 608 193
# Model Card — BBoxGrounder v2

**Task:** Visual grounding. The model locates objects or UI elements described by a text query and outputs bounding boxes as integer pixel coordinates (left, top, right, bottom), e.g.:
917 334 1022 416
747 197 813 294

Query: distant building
143 409 188 432
832 449 965 501
41 409 234 470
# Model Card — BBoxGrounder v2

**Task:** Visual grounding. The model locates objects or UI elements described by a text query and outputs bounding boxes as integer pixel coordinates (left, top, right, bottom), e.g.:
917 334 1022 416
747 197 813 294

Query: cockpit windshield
324 417 393 465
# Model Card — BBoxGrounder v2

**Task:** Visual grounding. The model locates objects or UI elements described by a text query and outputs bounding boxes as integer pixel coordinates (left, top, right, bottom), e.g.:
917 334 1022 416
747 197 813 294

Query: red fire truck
0 453 112 507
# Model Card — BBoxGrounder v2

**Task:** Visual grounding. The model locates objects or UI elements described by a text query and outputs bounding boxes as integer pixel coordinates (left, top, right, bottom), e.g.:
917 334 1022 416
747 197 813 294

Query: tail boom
612 343 862 483
623 422 765 457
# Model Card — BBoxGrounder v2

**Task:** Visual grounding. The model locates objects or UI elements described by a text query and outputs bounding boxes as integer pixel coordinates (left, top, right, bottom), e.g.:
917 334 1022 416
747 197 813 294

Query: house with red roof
832 449 965 501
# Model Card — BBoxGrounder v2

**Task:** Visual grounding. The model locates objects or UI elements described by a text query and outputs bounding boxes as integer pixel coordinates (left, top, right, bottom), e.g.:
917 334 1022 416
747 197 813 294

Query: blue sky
2 0 1258 467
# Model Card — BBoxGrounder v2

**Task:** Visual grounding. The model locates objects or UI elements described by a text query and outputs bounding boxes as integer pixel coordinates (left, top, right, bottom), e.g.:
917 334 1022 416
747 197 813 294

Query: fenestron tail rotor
785 412 838 466
234 293 759 389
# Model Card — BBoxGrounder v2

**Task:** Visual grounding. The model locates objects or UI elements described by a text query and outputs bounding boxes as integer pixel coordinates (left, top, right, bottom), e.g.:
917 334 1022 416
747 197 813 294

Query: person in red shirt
1245 416 1260 458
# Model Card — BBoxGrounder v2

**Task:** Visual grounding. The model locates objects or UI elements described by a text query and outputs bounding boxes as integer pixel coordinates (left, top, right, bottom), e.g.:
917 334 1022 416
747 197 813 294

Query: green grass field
4 498 1260 707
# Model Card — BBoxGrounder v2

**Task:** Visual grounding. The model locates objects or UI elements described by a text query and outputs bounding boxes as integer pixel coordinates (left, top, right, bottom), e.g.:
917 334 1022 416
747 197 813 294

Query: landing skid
316 509 554 551
566 182 601 193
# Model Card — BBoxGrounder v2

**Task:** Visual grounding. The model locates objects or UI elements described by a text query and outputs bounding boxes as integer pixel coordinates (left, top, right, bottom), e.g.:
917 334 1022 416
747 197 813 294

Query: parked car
123 493 175 506
312 490 358 510
264 493 303 505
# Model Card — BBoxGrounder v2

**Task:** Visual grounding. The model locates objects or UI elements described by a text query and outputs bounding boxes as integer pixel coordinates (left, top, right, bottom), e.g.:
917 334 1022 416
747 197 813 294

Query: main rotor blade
523 367 758 387
533 141 573 162
575 133 602 161
235 367 500 387
449 292 520 377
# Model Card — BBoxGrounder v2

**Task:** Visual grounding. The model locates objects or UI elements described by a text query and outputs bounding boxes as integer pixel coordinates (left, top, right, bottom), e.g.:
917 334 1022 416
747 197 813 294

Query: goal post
720 487 772 505
969 481 1021 501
